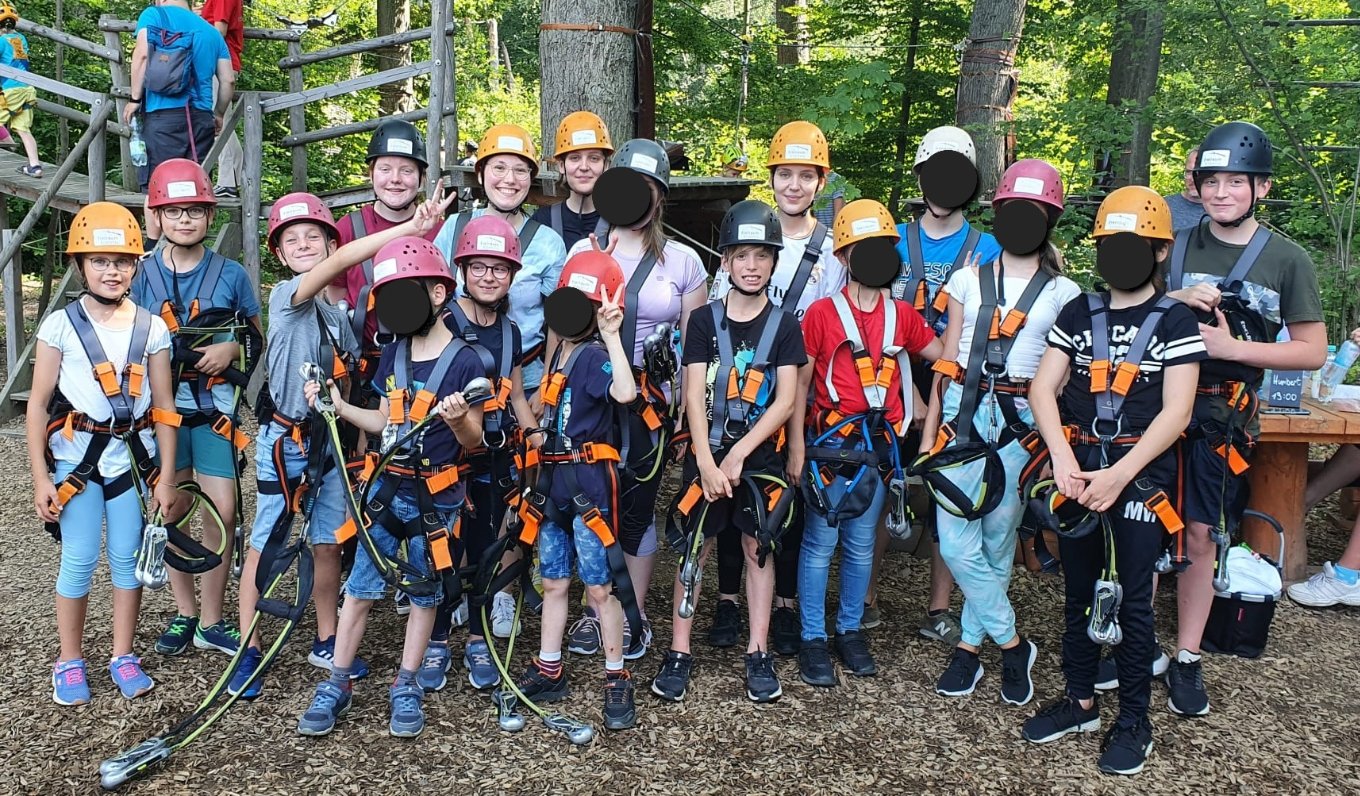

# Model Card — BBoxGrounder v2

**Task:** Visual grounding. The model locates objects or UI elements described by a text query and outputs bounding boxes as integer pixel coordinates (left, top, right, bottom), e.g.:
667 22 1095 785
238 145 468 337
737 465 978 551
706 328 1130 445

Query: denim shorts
175 422 239 480
249 421 344 551
537 513 613 586
343 480 456 608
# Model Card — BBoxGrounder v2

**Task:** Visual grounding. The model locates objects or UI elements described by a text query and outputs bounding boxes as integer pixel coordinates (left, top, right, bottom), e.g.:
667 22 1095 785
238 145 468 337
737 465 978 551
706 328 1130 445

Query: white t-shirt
709 229 848 320
37 300 173 478
947 266 1080 380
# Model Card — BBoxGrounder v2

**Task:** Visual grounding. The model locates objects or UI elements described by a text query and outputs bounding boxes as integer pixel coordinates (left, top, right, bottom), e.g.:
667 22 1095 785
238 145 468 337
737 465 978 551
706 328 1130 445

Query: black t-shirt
541 341 618 511
1047 293 1207 433
443 307 524 376
531 202 602 253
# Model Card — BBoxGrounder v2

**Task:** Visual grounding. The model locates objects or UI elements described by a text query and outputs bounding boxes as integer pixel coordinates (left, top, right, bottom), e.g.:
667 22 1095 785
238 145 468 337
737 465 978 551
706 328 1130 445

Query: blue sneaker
306 636 370 680
297 681 352 736
465 640 500 690
389 682 425 738
227 647 264 700
416 643 451 692
155 614 197 656
109 655 155 699
52 659 90 706
194 620 242 656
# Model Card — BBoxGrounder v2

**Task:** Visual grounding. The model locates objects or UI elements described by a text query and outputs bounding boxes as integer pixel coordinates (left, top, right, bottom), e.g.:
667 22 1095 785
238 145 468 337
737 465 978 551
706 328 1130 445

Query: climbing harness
895 220 980 328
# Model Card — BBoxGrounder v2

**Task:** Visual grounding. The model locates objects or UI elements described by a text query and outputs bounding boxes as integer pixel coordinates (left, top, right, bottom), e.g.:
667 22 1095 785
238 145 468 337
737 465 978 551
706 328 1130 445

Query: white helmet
914 125 977 168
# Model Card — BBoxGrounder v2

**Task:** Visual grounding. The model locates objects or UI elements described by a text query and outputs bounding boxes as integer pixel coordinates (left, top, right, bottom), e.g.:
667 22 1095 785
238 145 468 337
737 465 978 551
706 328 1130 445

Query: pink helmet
993 159 1065 213
267 192 339 252
371 236 456 294
453 215 523 270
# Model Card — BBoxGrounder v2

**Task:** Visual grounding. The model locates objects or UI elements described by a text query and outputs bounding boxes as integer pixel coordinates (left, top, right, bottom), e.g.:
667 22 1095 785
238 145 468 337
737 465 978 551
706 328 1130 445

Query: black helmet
367 119 428 169
1194 121 1272 178
719 200 783 252
613 139 671 193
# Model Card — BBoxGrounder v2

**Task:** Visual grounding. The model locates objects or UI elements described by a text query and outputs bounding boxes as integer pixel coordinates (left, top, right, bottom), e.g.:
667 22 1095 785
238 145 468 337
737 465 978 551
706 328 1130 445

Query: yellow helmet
1093 185 1174 242
554 111 613 159
67 202 144 257
832 199 898 253
476 123 539 177
0 3 17 26
767 121 830 171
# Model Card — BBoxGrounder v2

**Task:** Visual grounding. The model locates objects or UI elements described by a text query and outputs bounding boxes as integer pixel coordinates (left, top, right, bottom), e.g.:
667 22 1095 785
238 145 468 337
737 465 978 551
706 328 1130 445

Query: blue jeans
934 382 1032 648
53 461 144 598
538 514 613 586
343 480 456 608
798 476 886 641
249 421 344 550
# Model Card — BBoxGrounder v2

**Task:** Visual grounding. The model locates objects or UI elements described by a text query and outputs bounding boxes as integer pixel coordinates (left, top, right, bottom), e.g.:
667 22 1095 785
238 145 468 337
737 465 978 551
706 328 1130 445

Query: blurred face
722 244 776 293
80 253 138 299
770 165 824 215
157 203 212 245
460 255 514 304
1198 171 1269 224
275 221 336 273
480 154 533 210
628 178 663 230
562 149 607 196
1183 150 1200 200
370 156 422 210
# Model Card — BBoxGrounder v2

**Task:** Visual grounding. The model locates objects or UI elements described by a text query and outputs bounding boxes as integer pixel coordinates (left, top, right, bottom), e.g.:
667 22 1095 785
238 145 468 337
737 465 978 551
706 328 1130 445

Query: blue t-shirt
542 342 617 513
135 6 230 113
893 219 1002 334
0 31 32 90
372 339 485 505
131 248 260 414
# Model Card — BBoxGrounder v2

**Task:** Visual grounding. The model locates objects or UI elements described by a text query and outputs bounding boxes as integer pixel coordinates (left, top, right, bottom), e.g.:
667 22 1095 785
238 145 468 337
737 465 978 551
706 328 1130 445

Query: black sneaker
515 663 569 704
744 651 782 703
1098 720 1154 775
833 631 877 676
771 606 800 656
1022 695 1101 744
650 650 693 702
798 638 837 687
603 672 636 730
936 647 983 697
1000 637 1038 706
1166 651 1210 716
1096 648 1172 692
708 599 740 648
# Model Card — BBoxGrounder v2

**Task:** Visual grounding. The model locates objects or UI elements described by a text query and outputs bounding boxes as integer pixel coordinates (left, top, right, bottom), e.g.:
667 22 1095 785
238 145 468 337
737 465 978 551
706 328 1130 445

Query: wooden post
1245 441 1311 583
102 18 136 191
426 0 449 192
241 92 263 292
287 41 307 191
1 201 23 374
487 18 500 90
87 96 108 202
443 26 458 174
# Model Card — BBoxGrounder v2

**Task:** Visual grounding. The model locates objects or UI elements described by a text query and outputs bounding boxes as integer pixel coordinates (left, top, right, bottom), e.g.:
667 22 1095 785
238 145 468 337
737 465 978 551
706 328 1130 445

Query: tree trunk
955 0 1028 197
1096 0 1165 189
776 0 809 65
375 0 413 116
888 13 923 214
487 18 501 90
540 0 639 151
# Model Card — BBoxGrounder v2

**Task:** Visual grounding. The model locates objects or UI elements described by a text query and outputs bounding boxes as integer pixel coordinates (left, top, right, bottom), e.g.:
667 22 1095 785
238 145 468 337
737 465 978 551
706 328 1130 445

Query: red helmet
453 214 523 270
267 192 339 252
994 159 1065 213
371 236 456 294
557 250 624 306
147 158 216 209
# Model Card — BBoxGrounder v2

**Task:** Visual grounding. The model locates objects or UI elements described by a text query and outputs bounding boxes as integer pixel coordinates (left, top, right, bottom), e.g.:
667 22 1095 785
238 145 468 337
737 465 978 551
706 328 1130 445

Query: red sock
535 657 563 679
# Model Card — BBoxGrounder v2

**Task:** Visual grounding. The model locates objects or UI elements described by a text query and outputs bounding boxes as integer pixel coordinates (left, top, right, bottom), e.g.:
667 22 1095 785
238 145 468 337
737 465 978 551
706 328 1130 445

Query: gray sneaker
567 608 601 655
464 640 500 690
919 610 963 645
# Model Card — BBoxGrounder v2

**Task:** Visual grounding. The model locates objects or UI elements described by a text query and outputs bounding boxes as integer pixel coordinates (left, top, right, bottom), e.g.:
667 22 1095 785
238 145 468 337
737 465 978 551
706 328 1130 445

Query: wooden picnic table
1250 397 1360 581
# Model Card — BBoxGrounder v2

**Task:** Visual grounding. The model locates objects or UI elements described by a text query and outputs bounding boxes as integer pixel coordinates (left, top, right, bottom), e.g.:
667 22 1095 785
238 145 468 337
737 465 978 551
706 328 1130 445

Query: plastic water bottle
1318 340 1360 403
1311 345 1336 400
129 117 148 168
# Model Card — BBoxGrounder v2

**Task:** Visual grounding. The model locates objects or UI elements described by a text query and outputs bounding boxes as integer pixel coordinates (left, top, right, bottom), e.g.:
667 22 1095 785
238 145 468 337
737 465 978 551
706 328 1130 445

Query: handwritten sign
1267 370 1304 408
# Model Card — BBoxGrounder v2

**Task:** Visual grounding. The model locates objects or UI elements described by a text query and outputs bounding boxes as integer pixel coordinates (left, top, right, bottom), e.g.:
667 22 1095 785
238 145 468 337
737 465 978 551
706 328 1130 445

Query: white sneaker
452 595 469 628
1151 650 1170 679
1287 562 1360 607
490 591 520 639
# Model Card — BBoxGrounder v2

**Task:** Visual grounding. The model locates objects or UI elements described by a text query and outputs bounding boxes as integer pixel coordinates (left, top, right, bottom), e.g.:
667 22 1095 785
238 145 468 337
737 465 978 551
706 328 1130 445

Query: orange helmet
1093 185 1174 242
554 111 614 159
67 202 144 257
557 250 624 307
147 158 216 209
476 123 539 178
832 199 898 253
767 121 830 171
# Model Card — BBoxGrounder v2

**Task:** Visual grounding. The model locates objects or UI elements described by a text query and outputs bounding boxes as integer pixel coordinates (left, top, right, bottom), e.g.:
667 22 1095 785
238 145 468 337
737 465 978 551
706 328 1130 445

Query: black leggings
431 477 510 642
618 409 665 556
716 492 805 600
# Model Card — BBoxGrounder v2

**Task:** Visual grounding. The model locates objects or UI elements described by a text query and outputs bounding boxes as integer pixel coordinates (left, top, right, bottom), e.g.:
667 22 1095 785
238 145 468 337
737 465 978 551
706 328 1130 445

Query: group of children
31 110 1327 776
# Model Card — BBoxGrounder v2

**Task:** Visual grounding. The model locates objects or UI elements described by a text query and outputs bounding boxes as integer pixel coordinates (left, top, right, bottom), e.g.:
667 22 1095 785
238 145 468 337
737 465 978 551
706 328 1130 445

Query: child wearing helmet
561 138 708 660
29 202 180 705
434 123 568 397
919 158 1080 707
225 192 369 700
531 110 614 250
0 2 42 176
509 250 640 730
790 199 944 687
132 157 261 661
1021 186 1205 775
419 214 538 692
651 200 807 704
1158 121 1326 718
294 189 488 739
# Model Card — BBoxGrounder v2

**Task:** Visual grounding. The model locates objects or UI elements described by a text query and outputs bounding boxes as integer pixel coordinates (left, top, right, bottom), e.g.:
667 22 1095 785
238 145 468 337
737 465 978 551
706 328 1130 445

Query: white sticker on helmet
1102 212 1138 232
570 130 598 146
1012 176 1045 196
1199 149 1231 168
629 153 659 173
497 135 526 151
784 143 812 159
567 273 599 295
278 202 309 220
166 180 199 199
850 217 881 236
91 229 127 247
476 234 507 253
386 138 414 155
737 223 765 241
373 258 399 282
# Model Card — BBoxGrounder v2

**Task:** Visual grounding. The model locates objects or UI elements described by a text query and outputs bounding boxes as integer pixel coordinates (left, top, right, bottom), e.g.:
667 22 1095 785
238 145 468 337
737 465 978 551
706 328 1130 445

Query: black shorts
1179 398 1253 528
140 107 217 191
679 445 784 540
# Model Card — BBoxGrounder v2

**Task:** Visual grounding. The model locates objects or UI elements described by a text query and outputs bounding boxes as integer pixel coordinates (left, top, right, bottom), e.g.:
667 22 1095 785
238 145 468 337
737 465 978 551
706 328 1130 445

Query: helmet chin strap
731 281 766 298
925 203 960 220
86 289 125 306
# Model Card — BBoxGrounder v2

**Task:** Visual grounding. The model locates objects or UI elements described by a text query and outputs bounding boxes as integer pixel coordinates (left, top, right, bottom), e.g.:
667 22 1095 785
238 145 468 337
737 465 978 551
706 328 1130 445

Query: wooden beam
87 97 108 202
0 268 78 422
425 0 450 194
442 29 458 176
99 18 303 41
17 19 120 61
276 22 458 69
104 22 137 190
241 92 264 292
35 98 130 137
1 203 23 373
259 61 434 113
279 104 457 148
1264 18 1360 27
0 65 102 106
287 41 307 191
200 99 245 175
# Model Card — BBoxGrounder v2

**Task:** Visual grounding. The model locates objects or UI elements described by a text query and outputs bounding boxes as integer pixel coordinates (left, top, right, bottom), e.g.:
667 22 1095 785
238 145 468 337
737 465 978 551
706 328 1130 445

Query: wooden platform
0 148 241 214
